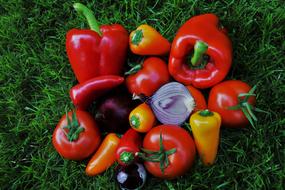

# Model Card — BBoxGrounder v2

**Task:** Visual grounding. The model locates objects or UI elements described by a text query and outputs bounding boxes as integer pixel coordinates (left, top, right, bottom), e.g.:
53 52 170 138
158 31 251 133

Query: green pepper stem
120 151 135 165
191 41 208 66
199 109 214 117
130 115 140 128
73 3 102 35
124 64 142 75
131 29 143 45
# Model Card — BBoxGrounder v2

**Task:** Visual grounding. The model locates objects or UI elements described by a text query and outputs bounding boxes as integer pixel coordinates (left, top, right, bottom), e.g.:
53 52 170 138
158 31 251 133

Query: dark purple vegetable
116 163 147 190
95 91 137 134
147 82 194 125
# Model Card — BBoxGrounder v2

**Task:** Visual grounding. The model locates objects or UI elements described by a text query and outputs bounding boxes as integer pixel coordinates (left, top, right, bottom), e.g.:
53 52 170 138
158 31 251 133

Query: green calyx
130 115 140 128
191 41 208 66
131 29 143 45
73 3 102 35
228 85 267 127
199 109 214 117
137 132 176 174
62 111 85 142
120 151 135 165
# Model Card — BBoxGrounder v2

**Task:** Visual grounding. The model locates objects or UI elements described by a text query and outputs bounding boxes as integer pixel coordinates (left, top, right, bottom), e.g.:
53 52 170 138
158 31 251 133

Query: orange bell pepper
86 133 120 176
129 103 156 133
129 24 170 55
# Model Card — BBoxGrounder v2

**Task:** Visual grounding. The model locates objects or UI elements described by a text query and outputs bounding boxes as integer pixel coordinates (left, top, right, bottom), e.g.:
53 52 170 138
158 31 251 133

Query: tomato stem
62 111 85 142
228 85 267 127
73 3 102 36
138 132 176 173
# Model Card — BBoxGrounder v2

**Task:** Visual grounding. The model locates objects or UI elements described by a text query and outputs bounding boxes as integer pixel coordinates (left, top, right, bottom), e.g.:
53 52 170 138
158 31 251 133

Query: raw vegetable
116 129 142 166
186 85 207 112
95 91 137 134
66 3 128 83
140 125 196 179
116 163 147 190
208 80 261 128
129 24 171 55
86 133 120 176
168 14 232 89
70 75 124 110
126 57 170 97
129 103 156 133
190 109 221 165
52 110 101 160
147 82 195 125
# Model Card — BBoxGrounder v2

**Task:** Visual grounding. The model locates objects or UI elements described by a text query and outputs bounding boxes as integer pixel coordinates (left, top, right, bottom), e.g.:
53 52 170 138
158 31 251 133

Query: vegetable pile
52 3 266 189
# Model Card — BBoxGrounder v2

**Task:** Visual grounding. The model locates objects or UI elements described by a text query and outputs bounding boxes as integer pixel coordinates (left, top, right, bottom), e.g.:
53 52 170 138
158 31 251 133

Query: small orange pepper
129 24 170 55
86 133 120 176
129 103 156 133
190 109 221 166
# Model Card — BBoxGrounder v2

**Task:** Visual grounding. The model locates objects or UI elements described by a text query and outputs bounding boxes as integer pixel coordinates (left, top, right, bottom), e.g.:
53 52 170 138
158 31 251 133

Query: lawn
0 0 284 189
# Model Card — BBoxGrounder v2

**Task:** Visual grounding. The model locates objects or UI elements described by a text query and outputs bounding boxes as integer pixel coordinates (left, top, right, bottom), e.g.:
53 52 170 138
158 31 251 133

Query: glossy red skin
116 129 142 166
143 125 196 179
52 110 101 160
70 75 124 110
66 24 129 83
169 14 232 89
126 57 170 97
208 80 256 128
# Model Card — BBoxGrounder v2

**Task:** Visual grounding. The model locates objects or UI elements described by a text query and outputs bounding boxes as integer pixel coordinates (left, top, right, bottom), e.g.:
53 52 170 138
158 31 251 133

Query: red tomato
52 110 101 160
208 80 256 128
126 57 170 97
186 85 207 112
142 125 196 179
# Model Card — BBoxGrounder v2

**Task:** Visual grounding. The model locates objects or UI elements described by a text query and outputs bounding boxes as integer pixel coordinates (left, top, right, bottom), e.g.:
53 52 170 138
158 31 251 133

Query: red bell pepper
116 128 142 166
66 3 128 83
125 57 170 97
168 14 232 89
70 75 124 110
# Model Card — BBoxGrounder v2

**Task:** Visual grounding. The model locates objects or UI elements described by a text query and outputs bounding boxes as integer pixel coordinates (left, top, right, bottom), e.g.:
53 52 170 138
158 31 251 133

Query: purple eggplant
116 163 147 190
95 90 138 134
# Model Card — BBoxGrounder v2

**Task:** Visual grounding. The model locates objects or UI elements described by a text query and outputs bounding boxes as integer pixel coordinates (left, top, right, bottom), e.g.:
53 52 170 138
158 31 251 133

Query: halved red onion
147 82 195 125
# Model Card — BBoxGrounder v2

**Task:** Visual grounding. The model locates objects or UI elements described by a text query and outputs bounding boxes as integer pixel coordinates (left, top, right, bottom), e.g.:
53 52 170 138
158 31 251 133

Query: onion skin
148 82 195 125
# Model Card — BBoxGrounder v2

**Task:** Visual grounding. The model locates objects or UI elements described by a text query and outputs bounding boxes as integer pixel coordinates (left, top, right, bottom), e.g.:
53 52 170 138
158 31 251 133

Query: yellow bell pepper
189 109 221 166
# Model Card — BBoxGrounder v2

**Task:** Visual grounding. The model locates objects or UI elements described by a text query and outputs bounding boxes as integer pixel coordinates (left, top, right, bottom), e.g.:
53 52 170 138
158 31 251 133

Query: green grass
0 0 284 189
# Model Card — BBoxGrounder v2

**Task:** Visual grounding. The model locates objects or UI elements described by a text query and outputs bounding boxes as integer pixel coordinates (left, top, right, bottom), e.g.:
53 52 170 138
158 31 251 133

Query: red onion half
147 82 195 125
